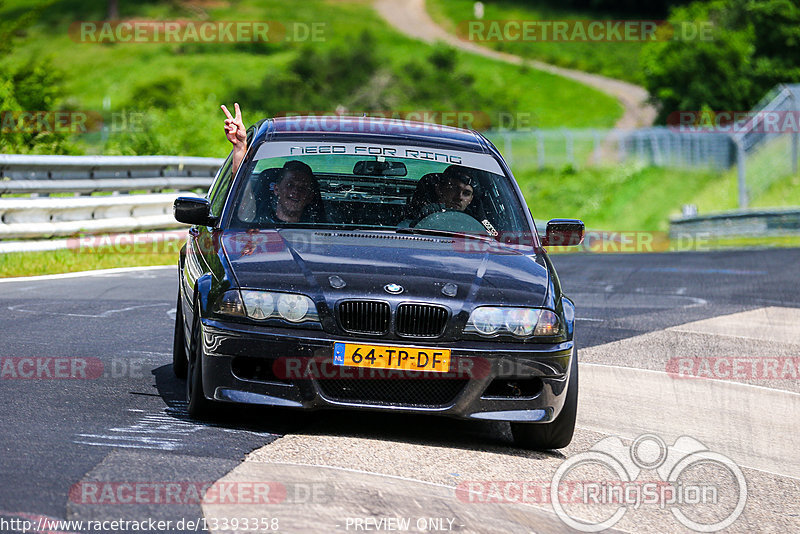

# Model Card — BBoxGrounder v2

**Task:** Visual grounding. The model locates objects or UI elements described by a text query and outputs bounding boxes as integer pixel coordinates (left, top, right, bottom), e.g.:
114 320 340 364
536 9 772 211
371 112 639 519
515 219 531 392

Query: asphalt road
0 248 798 533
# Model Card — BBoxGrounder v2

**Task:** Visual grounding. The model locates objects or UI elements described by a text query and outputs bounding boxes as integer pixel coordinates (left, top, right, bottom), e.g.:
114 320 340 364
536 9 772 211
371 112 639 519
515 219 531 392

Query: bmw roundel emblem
384 283 404 294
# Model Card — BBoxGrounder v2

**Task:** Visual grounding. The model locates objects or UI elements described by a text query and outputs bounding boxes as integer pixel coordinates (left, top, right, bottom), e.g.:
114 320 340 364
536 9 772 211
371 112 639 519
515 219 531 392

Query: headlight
466 307 562 339
469 307 505 335
505 308 538 336
277 293 311 322
243 291 274 320
215 290 318 323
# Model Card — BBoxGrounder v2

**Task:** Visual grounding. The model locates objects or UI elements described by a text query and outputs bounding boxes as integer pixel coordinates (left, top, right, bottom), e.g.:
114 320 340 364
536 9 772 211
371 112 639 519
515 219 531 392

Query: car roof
254 116 493 153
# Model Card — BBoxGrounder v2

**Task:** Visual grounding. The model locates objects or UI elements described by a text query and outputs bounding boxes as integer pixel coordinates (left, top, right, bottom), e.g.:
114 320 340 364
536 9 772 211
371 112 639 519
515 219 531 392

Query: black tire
172 293 188 379
511 351 578 450
186 307 216 419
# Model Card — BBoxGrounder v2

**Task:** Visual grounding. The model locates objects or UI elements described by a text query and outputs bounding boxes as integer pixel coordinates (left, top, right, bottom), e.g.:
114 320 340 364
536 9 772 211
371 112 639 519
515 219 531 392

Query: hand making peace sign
221 103 246 149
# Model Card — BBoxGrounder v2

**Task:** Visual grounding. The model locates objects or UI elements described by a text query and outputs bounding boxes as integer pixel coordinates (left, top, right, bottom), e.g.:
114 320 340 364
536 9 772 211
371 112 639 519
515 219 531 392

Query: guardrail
670 208 800 238
0 155 223 240
0 154 222 195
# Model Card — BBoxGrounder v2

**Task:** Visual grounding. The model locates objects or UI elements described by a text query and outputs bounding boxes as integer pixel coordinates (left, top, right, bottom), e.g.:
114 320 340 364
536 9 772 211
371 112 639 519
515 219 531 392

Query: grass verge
0 245 178 278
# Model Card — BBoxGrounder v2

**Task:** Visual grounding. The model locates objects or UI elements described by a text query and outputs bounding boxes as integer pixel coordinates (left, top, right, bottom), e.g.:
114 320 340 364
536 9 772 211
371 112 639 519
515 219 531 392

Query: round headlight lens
471 307 505 335
277 293 310 322
243 291 275 320
505 308 538 337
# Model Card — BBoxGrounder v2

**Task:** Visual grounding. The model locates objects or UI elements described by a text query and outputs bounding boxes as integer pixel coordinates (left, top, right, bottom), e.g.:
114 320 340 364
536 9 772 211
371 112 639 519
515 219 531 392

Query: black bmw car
172 116 584 450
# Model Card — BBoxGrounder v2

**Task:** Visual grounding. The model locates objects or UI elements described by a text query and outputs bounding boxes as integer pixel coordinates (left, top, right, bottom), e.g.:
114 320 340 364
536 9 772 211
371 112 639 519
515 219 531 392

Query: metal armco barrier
0 155 223 239
670 208 800 238
0 194 192 239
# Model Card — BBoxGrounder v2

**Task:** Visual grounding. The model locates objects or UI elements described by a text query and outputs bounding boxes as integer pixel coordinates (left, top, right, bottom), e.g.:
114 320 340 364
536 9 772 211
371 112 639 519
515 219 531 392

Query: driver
402 165 498 235
406 164 480 220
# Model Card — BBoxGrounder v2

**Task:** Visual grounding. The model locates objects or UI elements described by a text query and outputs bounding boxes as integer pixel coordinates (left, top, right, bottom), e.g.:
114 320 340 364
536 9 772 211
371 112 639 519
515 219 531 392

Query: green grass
691 136 800 212
427 0 646 84
516 163 723 231
2 0 622 158
0 245 179 278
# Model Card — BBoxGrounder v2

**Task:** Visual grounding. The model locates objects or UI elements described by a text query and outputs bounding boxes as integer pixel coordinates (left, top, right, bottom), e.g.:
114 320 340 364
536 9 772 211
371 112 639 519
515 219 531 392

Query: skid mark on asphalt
569 291 707 309
668 306 800 344
615 266 768 276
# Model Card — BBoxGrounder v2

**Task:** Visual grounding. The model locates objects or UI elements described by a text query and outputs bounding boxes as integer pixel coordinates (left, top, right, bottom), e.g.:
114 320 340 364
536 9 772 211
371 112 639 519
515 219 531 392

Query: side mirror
541 219 584 247
173 197 215 226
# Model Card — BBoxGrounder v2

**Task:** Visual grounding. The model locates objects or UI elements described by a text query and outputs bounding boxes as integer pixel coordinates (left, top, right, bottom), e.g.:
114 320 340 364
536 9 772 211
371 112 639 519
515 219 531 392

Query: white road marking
73 433 180 450
73 407 272 451
0 265 173 283
7 302 169 318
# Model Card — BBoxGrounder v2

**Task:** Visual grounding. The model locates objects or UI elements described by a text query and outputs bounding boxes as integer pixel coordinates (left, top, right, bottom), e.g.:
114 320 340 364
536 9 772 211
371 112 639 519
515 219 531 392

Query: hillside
0 0 622 157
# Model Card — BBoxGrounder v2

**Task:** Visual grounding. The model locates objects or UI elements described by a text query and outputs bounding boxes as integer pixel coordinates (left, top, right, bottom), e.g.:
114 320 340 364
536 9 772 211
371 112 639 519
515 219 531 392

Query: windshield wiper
396 226 496 243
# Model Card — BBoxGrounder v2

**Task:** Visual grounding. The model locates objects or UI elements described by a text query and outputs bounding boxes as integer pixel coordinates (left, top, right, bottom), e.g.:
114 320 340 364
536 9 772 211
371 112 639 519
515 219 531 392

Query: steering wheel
413 209 491 236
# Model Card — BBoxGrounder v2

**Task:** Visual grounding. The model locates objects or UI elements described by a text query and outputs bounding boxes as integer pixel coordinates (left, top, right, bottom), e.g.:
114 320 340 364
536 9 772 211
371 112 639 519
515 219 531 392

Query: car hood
222 229 551 309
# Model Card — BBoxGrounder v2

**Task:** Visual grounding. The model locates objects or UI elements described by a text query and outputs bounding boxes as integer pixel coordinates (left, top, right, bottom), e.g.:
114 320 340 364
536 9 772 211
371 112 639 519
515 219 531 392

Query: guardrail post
734 137 748 208
565 130 574 167
537 131 545 170
503 133 513 168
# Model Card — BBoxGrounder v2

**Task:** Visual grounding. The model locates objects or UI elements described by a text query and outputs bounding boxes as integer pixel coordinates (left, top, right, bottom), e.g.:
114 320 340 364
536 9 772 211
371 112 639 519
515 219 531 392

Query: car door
181 150 234 324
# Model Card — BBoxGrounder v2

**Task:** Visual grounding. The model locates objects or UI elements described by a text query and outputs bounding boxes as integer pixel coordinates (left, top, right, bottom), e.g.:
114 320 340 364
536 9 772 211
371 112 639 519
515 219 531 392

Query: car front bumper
200 319 576 423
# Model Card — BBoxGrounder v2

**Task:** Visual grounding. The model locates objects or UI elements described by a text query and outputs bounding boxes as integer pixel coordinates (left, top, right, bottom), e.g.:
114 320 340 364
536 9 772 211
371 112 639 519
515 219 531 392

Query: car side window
208 152 234 218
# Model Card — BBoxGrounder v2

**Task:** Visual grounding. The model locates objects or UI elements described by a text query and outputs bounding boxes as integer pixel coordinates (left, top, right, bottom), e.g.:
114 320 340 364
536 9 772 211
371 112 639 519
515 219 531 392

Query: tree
642 0 800 123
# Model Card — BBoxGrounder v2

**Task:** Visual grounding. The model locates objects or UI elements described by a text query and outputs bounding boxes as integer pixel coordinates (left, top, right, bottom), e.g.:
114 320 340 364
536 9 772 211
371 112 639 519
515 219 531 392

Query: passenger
223 104 324 223
436 165 478 211
263 161 323 223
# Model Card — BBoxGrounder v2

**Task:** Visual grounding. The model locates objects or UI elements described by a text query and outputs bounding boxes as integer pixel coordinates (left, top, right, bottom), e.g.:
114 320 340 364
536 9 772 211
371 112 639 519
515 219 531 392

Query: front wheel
511 351 578 450
186 309 216 419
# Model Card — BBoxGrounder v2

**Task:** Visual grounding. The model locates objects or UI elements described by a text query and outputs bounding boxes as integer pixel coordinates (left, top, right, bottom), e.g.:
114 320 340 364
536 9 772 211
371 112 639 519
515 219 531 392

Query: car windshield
227 140 530 239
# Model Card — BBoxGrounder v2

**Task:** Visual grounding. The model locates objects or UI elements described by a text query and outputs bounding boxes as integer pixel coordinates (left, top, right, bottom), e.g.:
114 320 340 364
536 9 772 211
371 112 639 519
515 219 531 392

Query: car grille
316 373 468 407
338 300 391 334
396 304 449 337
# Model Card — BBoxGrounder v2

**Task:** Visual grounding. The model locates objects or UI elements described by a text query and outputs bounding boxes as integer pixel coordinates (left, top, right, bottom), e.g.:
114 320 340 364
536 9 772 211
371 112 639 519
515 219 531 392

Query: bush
129 75 185 110
231 31 517 126
0 58 78 154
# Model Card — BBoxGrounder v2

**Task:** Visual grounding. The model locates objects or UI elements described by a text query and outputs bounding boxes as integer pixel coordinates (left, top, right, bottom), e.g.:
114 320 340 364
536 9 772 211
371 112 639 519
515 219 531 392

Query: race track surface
1 249 798 533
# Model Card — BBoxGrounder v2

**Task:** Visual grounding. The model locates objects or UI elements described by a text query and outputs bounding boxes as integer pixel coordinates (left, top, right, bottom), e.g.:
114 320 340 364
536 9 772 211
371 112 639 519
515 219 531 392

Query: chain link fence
486 128 735 172
486 84 800 209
